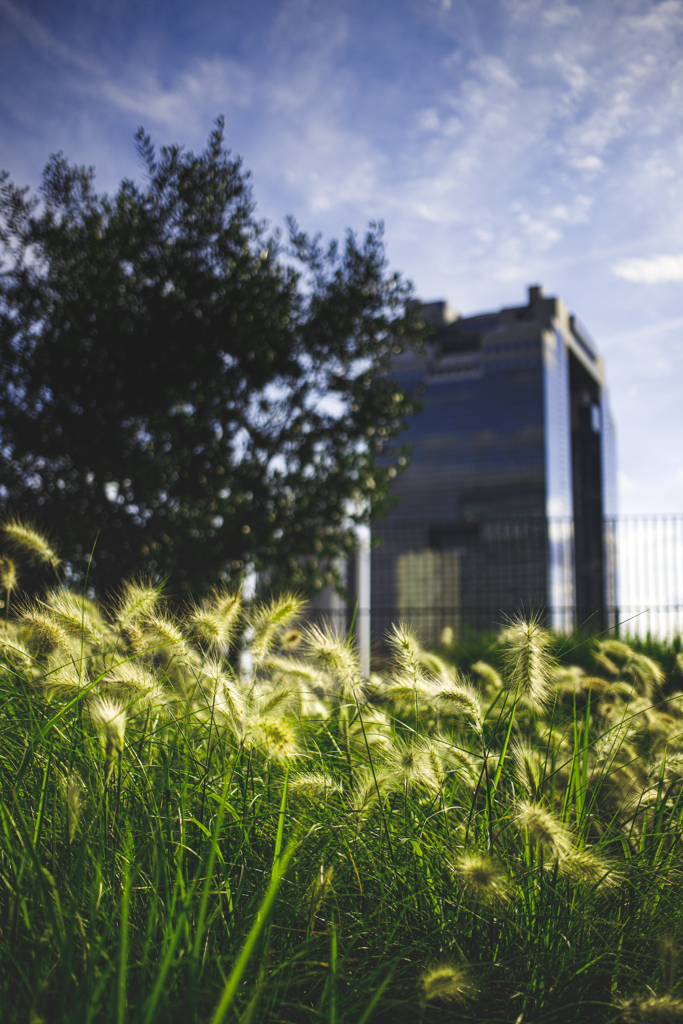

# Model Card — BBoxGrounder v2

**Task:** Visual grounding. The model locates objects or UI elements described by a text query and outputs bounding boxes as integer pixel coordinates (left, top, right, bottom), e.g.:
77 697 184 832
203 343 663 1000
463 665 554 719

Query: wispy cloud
613 255 683 284
2 0 683 511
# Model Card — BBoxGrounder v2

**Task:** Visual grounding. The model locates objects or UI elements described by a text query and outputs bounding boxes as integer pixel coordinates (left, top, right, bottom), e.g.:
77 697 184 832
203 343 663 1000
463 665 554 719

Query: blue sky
2 0 683 513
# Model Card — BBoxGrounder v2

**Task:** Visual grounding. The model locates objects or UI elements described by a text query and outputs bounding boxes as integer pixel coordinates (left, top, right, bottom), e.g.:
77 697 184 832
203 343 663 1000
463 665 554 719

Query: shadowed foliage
0 119 425 594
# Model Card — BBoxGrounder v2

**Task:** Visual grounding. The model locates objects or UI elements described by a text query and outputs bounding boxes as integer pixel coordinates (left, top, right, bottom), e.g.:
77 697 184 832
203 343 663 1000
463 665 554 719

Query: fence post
355 523 371 678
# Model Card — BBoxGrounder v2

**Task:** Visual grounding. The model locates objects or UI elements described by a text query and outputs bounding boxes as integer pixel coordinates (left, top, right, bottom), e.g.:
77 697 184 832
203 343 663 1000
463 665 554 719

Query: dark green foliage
0 119 424 594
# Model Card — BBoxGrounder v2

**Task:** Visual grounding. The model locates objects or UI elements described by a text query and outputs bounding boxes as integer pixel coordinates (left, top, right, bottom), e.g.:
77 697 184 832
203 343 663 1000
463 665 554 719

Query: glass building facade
371 285 617 642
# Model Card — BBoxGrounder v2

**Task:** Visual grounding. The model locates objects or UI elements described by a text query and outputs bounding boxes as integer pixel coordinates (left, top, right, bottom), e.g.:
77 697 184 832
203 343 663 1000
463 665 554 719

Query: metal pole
355 523 371 679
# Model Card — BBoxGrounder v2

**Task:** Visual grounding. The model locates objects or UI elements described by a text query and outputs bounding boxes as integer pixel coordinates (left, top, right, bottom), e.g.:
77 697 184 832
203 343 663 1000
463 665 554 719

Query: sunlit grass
2 526 683 1021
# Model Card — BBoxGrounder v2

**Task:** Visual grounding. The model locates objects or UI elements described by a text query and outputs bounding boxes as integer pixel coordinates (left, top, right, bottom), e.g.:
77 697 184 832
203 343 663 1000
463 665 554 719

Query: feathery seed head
381 674 433 702
431 681 483 731
3 520 60 568
186 607 225 650
114 580 163 627
349 707 393 754
187 586 242 650
349 767 390 818
143 614 190 661
216 679 246 726
594 640 665 696
249 594 305 665
281 628 303 649
420 964 475 1007
195 660 245 727
90 697 126 784
38 654 84 695
470 660 503 690
42 590 107 646
515 799 572 856
303 622 359 687
0 556 18 593
103 662 167 708
209 586 242 627
254 683 297 717
121 622 146 656
90 697 127 754
592 650 621 678
387 622 423 679
600 639 635 661
308 863 334 928
388 737 440 793
21 609 69 654
436 736 480 789
512 741 542 801
61 772 86 844
0 630 33 665
257 716 298 759
289 772 342 798
441 625 455 646
618 994 683 1022
501 615 553 707
630 651 666 693
264 653 327 687
418 650 451 677
456 852 508 900
559 848 623 888
552 664 586 690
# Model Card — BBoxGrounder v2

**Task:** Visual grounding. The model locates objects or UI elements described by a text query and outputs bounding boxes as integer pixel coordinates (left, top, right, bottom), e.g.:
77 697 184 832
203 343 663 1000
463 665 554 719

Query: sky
1 0 683 514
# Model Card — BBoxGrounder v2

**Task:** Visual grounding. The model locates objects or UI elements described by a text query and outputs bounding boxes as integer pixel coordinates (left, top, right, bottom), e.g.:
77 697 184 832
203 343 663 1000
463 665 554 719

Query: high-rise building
371 285 617 641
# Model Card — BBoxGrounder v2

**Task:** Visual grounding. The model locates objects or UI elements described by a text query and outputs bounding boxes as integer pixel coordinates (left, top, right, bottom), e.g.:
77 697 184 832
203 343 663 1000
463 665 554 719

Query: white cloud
97 59 253 128
625 0 683 34
568 154 604 173
612 255 683 284
5 0 683 514
542 3 581 27
553 53 591 93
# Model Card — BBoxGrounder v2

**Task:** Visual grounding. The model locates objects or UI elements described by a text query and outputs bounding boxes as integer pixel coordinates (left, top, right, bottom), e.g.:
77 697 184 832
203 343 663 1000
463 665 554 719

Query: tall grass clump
3 525 683 1021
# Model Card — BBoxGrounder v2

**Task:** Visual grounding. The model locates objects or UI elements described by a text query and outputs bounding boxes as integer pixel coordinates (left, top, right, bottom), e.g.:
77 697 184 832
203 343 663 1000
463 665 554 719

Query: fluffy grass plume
113 579 163 627
303 621 359 688
618 994 683 1022
515 799 573 857
501 614 554 707
420 964 476 1006
455 852 508 900
470 659 503 689
248 593 304 665
61 771 86 844
20 607 69 654
187 587 242 650
2 542 683 1023
89 696 126 783
3 519 60 567
0 555 18 594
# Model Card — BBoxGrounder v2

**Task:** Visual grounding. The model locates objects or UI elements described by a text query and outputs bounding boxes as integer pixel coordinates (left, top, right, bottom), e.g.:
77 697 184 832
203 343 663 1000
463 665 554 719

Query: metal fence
308 514 683 648
615 514 683 638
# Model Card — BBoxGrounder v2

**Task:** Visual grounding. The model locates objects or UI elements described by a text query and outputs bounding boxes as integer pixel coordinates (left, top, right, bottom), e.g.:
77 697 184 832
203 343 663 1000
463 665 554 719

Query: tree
0 119 424 595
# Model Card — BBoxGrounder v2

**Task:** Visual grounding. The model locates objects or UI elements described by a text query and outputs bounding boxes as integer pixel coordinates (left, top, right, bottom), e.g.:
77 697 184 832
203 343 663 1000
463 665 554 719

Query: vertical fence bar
305 513 683 653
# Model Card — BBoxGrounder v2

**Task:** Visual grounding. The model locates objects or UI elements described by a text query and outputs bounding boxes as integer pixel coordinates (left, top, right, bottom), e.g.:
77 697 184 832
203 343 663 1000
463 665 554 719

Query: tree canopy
0 119 424 595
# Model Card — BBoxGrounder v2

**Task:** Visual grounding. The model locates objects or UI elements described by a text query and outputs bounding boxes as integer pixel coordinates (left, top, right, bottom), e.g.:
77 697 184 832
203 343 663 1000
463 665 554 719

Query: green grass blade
356 970 393 1024
272 769 289 870
210 841 297 1024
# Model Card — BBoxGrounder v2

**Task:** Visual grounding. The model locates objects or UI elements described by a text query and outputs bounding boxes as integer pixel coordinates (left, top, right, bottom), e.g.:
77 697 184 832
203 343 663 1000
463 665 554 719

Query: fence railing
614 514 683 637
307 514 683 647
